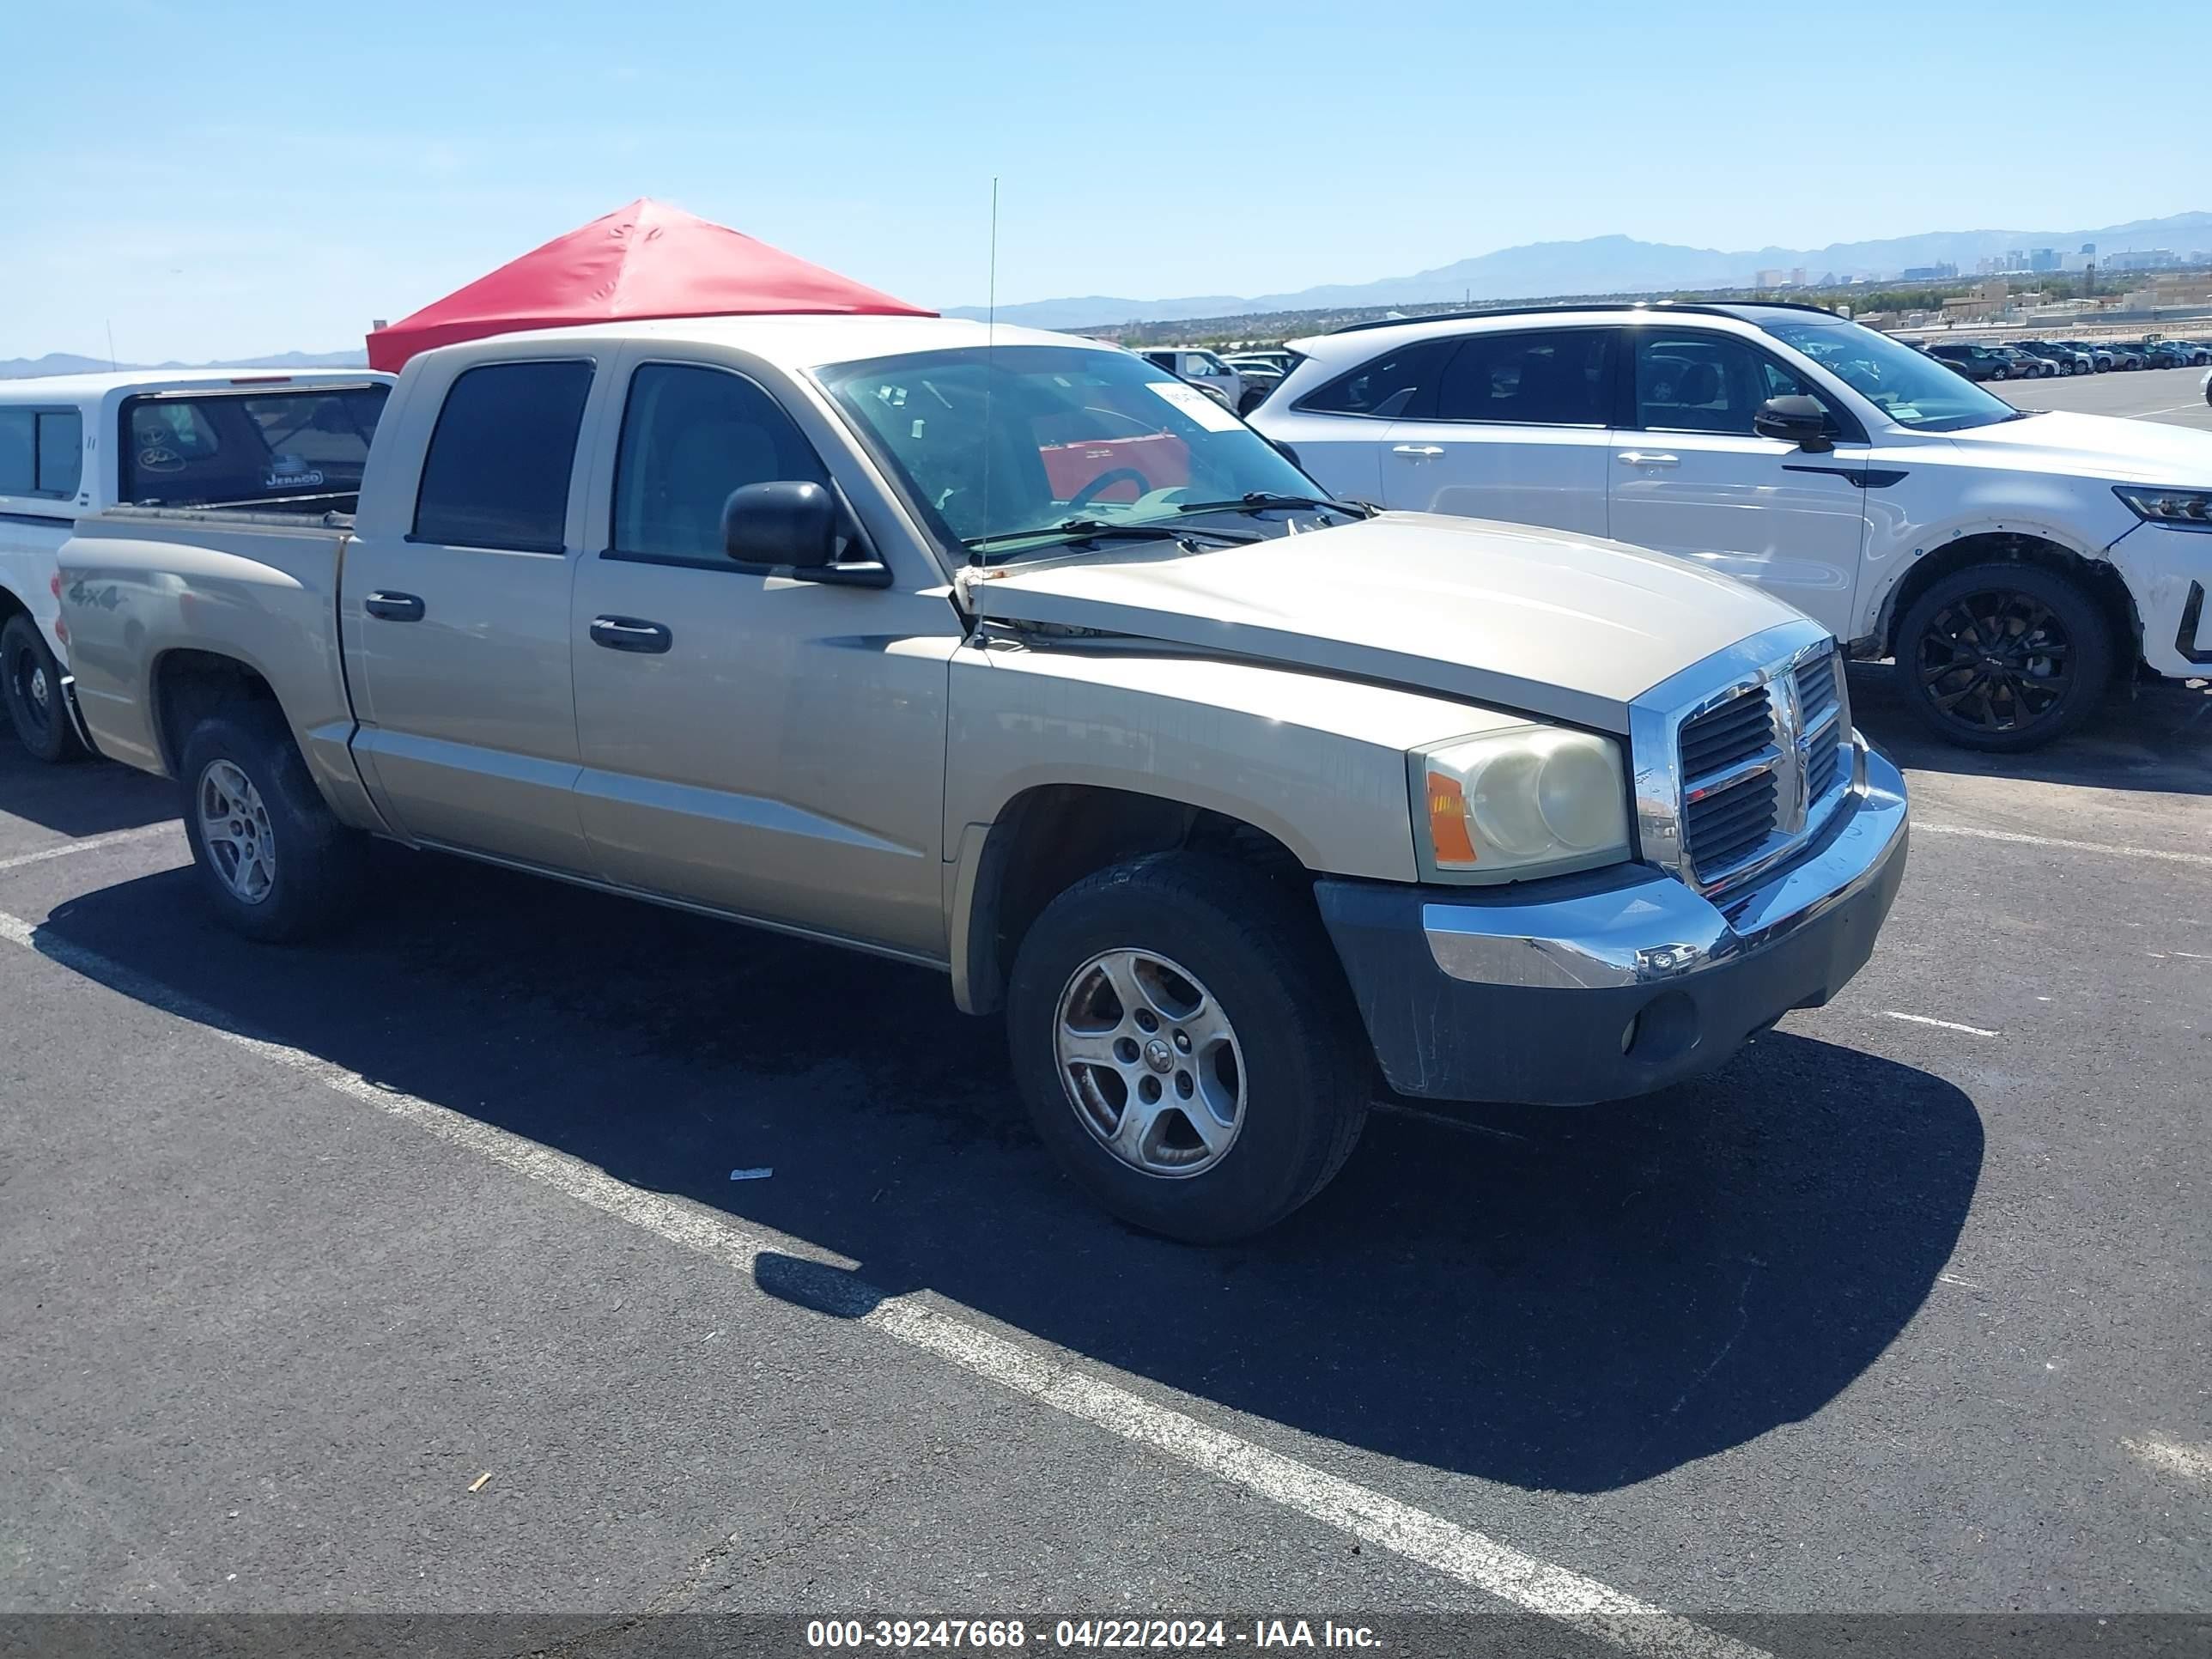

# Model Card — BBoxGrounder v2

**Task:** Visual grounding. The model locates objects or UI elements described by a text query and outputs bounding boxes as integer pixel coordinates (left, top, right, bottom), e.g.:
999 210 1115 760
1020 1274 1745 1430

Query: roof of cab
0 368 392 402
429 313 1116 373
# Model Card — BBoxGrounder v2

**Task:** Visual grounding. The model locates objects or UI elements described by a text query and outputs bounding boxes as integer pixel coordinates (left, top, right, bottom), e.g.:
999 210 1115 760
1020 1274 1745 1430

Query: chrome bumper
1423 737 1908 993
1313 736 1908 1103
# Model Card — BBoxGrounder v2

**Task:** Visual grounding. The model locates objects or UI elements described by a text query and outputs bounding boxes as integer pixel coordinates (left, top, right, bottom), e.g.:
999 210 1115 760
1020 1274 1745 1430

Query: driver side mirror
1753 394 1833 453
721 481 890 587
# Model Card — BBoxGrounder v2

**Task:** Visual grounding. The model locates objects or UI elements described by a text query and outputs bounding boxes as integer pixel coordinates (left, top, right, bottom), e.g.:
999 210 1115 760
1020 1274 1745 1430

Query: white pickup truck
58 317 1908 1241
0 370 391 762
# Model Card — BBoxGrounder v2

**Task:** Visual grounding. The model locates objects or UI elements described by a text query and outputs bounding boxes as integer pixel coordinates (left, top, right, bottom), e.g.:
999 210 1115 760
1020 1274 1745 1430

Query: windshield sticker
1149 380 1243 434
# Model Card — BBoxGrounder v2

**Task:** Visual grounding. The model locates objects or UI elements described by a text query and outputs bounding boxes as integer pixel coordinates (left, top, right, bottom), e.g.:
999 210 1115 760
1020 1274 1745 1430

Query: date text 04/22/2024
804 1620 1382 1650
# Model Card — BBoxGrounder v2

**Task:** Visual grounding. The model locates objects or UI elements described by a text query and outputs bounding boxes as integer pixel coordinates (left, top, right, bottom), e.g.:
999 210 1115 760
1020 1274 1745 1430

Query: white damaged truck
58 317 1907 1240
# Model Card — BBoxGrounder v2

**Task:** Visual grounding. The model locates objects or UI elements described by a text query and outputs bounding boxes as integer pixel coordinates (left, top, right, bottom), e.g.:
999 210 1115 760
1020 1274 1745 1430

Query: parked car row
1136 347 1293 415
1922 335 2211 380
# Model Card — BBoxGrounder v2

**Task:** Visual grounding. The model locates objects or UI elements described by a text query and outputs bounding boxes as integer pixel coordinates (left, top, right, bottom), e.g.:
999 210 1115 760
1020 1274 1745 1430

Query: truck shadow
37 848 1982 1495
1848 662 2212 797
0 729 181 837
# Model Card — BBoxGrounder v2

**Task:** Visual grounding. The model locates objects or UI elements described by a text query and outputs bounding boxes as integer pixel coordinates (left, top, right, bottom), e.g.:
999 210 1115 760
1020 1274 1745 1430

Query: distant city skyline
6 0 2208 361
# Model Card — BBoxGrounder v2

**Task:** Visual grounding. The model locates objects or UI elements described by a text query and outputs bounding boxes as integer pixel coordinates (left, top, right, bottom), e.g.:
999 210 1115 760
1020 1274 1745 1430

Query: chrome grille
1795 653 1838 729
1796 649 1847 811
1678 687 1782 882
1685 769 1779 873
1679 686 1774 775
1667 638 1850 893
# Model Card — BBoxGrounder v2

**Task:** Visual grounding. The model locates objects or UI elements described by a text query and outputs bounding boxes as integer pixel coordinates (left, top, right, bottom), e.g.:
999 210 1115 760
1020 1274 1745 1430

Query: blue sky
7 0 2206 362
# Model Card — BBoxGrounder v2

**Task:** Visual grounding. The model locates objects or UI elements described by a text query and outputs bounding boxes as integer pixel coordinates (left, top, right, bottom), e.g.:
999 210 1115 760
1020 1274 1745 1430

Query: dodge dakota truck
58 317 1909 1242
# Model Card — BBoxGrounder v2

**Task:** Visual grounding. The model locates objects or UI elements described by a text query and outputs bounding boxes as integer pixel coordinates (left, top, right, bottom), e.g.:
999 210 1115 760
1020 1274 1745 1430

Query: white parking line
1917 822 2212 869
0 903 1768 1659
0 823 179 873
2121 1434 2212 1484
1881 1011 2000 1037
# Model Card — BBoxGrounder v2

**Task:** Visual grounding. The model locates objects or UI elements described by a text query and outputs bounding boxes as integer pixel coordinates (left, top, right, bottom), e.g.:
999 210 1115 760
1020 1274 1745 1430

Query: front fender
940 640 1540 1012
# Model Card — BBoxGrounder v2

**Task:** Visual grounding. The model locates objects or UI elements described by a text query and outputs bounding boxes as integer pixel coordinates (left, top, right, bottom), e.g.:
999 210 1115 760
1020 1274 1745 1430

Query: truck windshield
817 345 1327 557
1759 319 2021 433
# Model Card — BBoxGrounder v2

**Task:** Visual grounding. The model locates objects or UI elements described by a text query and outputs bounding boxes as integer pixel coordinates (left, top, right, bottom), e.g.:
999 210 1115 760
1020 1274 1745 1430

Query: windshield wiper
963 518 1261 553
1165 491 1373 520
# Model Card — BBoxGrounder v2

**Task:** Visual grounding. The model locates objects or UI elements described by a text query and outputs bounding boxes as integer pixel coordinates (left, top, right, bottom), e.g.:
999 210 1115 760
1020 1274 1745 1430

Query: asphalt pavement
2 653 2208 1648
1995 361 2212 432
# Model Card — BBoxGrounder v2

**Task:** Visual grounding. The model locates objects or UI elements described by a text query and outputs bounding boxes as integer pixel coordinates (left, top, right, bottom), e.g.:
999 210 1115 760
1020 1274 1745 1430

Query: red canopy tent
366 198 932 373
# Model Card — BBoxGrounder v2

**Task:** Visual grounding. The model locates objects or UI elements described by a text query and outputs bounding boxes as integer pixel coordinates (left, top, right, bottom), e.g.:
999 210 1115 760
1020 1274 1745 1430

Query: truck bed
59 505 358 797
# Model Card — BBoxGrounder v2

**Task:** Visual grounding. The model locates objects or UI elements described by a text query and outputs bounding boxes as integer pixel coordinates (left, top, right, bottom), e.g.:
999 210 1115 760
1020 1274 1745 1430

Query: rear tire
2 615 87 764
1006 852 1367 1243
1897 562 2112 753
179 702 366 942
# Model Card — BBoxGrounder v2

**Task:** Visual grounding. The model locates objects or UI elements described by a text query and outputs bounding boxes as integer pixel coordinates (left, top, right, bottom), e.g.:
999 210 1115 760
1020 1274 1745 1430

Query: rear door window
1432 329 1615 425
412 362 594 552
119 385 389 507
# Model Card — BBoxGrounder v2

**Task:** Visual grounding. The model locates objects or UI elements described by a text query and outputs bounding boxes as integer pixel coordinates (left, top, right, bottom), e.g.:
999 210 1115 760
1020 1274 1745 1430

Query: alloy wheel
1054 948 1245 1179
197 759 277 904
1915 588 2074 737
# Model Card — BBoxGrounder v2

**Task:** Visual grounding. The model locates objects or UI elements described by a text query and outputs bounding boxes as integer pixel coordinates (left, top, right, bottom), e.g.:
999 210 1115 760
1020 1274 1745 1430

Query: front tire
1897 563 2112 752
1990 366 2008 380
179 703 366 942
1006 853 1367 1243
2 615 88 764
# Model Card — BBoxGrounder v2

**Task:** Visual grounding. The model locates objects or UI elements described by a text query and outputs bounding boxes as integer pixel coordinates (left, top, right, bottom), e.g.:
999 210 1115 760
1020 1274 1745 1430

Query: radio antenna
972 176 999 569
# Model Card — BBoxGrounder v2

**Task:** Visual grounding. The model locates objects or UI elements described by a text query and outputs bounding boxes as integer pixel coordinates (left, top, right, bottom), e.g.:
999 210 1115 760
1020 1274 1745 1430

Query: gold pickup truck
58 316 1908 1241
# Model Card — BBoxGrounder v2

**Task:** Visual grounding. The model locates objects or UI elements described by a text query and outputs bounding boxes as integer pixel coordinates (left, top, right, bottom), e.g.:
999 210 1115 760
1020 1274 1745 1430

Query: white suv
1254 302 2212 750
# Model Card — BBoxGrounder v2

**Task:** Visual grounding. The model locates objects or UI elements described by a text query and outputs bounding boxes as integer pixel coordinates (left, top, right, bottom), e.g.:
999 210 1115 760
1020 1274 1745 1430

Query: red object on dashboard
367 198 932 373
1038 433 1193 503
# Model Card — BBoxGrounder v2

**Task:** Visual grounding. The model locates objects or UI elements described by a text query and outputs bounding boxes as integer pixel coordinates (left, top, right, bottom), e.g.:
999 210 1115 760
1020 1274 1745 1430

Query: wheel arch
149 647 283 778
950 783 1314 1017
1873 530 2142 669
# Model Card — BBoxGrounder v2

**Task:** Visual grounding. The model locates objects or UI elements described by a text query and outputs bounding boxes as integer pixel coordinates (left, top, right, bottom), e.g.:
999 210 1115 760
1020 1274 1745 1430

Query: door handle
589 616 673 654
1617 452 1680 467
1391 444 1446 459
362 591 424 622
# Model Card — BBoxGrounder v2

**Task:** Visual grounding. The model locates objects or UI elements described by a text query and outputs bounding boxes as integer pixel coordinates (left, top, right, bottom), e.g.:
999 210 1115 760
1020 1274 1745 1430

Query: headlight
2114 484 2212 528
1411 726 1631 883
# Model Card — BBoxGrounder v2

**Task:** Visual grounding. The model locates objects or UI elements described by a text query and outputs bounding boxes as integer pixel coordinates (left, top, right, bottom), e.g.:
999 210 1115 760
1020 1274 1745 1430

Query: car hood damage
964 511 1802 733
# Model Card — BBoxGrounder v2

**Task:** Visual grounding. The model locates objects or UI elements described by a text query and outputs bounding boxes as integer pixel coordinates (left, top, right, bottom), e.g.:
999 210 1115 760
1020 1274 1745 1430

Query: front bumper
2110 524 2212 676
1316 744 1909 1105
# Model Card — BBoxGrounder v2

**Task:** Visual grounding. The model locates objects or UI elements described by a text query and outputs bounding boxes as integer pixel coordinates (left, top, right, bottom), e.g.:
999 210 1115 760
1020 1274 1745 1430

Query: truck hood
1942 410 2212 486
967 511 1803 734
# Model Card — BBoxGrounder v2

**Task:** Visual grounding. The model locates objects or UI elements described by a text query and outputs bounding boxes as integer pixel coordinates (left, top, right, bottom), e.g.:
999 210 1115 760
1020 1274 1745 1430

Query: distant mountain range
0 349 369 380
946 212 2212 331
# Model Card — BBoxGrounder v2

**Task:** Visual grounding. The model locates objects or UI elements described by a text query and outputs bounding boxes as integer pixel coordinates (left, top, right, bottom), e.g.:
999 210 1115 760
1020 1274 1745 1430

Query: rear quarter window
1295 339 1452 418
